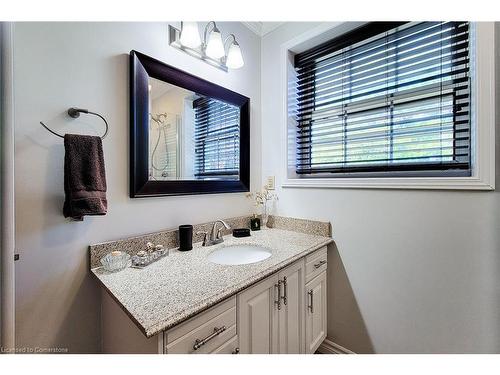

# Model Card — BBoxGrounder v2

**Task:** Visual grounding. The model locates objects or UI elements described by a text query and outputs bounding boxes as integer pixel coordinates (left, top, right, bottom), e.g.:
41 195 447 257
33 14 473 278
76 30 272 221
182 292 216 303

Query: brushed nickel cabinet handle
275 281 282 310
232 347 240 354
308 290 314 313
314 260 327 269
193 326 226 350
281 276 288 305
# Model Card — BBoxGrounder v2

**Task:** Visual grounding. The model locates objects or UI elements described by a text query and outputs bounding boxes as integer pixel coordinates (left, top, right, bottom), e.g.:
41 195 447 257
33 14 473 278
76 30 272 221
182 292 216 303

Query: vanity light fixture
179 22 202 48
204 22 225 59
224 34 244 69
169 21 244 72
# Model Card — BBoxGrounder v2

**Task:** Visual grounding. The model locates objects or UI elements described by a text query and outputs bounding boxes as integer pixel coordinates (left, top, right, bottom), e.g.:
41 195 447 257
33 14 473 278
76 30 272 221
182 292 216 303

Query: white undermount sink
207 245 272 265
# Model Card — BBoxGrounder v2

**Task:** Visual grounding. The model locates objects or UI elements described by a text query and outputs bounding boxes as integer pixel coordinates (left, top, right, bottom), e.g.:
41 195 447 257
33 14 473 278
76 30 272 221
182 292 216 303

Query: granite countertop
92 228 333 338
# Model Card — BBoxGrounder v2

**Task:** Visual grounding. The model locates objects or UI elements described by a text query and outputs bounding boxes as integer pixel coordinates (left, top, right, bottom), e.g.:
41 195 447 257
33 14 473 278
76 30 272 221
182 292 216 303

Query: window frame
281 22 495 190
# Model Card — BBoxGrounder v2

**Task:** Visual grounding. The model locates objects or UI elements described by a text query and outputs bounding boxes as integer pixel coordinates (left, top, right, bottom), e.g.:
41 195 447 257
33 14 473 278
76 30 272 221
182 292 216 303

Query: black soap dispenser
178 224 193 251
250 214 261 231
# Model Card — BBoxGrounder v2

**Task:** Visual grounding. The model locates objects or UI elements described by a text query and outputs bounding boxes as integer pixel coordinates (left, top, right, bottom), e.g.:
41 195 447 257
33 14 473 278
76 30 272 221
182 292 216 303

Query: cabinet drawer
211 335 239 354
166 309 236 354
166 296 236 344
305 247 327 283
165 296 236 354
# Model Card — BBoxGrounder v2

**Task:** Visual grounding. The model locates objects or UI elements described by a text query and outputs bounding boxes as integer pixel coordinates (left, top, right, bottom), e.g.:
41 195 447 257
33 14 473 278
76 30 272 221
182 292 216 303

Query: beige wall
13 22 261 352
262 22 500 353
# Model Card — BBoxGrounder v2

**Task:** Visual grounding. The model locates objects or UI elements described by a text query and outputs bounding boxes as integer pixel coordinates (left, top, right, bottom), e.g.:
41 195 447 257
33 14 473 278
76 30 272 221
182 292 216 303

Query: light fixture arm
221 34 238 63
203 21 218 47
223 34 237 51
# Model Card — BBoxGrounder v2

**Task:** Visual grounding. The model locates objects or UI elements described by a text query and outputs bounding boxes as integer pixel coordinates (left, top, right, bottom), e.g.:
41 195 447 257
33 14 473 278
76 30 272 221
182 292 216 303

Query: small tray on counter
131 244 169 269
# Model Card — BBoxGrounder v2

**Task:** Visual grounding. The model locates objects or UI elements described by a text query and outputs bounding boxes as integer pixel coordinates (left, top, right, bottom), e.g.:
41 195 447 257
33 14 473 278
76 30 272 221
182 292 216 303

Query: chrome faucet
197 219 231 247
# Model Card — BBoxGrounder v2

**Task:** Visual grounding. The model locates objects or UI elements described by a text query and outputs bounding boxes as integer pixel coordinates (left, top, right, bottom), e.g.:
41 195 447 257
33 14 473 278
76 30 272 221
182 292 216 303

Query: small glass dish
100 251 131 272
155 247 168 257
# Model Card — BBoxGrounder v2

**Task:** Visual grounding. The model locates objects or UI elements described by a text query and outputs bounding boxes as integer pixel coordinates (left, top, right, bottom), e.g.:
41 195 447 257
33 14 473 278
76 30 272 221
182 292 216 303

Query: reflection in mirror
148 77 240 181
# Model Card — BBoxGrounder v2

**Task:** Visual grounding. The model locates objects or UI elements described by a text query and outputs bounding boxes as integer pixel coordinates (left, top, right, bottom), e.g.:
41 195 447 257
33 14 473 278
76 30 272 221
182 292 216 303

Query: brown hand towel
63 134 107 221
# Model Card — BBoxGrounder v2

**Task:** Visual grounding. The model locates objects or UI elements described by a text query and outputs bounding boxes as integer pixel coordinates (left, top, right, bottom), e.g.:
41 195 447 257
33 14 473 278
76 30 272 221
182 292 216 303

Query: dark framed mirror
130 50 250 197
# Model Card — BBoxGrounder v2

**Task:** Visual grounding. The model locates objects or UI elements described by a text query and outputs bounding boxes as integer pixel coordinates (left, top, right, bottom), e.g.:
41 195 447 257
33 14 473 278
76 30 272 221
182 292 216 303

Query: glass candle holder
100 251 130 272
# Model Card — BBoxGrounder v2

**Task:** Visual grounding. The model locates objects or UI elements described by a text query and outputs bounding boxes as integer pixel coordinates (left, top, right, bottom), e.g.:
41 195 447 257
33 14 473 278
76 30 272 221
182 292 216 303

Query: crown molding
242 22 284 37
242 22 262 35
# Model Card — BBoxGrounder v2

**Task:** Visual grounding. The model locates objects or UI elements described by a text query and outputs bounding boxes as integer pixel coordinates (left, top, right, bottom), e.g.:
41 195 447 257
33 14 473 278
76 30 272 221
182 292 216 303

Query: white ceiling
242 22 284 36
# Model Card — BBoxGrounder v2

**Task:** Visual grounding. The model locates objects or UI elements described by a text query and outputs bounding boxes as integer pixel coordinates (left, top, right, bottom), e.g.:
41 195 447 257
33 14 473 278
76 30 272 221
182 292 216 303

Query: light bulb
179 22 201 48
205 28 225 59
226 41 244 69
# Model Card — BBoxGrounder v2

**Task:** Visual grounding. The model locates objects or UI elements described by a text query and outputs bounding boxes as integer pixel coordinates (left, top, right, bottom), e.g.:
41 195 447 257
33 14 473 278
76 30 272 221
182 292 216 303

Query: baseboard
317 338 355 354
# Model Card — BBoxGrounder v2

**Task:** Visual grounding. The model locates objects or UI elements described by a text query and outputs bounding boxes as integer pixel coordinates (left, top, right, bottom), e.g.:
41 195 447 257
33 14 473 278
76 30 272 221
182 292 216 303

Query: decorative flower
246 186 278 207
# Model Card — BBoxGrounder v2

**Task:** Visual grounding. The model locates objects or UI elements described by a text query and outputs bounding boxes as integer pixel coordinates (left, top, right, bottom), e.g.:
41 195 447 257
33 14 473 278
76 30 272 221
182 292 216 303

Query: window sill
282 176 495 191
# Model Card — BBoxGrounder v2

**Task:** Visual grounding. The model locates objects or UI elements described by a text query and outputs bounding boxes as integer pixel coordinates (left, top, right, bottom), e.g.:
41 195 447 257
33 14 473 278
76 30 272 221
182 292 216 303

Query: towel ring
40 107 109 139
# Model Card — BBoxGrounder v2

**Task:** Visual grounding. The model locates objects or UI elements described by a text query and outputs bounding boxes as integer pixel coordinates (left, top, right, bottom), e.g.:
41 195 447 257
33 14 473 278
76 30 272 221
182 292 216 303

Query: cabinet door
305 271 327 353
237 275 279 353
277 259 305 354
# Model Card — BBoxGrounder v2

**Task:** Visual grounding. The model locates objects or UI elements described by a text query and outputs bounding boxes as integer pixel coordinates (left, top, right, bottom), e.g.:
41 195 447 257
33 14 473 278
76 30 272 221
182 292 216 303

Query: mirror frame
130 50 250 197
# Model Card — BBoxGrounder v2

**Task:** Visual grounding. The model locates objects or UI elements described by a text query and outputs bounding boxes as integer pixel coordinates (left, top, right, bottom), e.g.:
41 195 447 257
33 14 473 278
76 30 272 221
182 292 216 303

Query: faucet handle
196 231 209 246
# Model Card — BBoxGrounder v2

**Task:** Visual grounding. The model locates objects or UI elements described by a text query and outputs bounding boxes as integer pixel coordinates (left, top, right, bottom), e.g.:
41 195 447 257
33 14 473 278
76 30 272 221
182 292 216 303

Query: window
193 97 240 179
292 22 471 178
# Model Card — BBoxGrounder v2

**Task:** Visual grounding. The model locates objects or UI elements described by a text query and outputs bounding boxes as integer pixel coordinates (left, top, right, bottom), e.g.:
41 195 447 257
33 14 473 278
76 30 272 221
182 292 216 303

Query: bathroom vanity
90 216 332 354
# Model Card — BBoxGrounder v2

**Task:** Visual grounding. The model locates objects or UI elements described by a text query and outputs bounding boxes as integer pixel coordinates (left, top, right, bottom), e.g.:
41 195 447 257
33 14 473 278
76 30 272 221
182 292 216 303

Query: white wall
13 22 261 352
262 22 500 353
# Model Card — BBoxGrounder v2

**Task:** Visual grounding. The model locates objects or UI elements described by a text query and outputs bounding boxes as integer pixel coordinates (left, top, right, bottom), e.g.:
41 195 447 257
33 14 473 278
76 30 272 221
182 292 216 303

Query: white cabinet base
101 289 163 354
101 246 328 354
